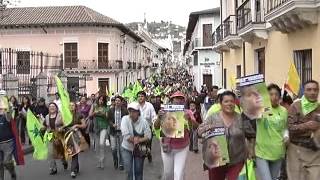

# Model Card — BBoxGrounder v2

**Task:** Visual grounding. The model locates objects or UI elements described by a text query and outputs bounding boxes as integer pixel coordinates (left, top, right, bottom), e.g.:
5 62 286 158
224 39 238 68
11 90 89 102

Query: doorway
98 78 110 96
203 74 213 88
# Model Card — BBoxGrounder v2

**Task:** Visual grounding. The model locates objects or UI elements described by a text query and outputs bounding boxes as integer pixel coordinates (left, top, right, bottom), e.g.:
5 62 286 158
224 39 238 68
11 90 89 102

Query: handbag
131 122 149 158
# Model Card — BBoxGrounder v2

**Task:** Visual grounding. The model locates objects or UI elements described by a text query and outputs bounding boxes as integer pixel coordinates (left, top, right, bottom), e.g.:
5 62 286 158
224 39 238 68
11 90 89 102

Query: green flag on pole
26 110 48 160
55 76 73 126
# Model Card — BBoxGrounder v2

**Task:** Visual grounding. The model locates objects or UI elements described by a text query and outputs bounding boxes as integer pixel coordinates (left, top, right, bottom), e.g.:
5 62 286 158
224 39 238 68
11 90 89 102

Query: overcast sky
13 0 219 27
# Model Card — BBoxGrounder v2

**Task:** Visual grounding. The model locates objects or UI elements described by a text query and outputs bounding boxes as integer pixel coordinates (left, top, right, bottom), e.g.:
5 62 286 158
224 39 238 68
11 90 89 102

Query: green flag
26 110 48 160
55 76 73 126
132 81 143 98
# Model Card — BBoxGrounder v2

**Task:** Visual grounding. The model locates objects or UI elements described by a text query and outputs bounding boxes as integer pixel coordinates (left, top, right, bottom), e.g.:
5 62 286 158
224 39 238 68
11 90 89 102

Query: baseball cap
127 102 140 111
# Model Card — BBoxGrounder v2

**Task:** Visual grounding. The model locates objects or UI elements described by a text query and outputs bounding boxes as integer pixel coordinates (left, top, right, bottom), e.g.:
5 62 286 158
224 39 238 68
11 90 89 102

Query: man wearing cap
137 91 157 163
121 102 151 180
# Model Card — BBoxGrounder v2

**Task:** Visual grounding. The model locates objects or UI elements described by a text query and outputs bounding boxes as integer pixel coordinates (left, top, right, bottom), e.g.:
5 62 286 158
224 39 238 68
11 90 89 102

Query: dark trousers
0 140 16 180
71 154 79 173
121 148 145 180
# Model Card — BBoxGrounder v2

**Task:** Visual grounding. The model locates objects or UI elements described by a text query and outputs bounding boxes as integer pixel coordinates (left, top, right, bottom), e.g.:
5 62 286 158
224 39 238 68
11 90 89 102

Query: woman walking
154 91 199 180
42 102 67 175
198 91 247 180
187 100 202 153
68 102 87 178
89 95 109 169
17 96 31 145
255 84 288 180
121 102 151 180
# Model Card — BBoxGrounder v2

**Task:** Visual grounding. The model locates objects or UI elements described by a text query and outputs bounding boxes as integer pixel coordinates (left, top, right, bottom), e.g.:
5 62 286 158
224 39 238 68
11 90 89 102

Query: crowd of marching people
0 66 319 180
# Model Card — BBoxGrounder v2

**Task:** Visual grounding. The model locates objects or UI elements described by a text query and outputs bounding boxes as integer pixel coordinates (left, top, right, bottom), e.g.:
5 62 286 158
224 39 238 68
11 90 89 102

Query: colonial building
184 8 222 91
214 0 319 91
0 6 161 98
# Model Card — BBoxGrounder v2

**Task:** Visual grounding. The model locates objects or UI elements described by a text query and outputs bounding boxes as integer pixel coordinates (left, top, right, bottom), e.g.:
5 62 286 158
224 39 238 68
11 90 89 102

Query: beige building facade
214 0 320 92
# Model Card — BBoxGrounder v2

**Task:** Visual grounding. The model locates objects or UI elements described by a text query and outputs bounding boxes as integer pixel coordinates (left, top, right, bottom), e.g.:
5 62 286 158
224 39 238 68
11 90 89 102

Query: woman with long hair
89 95 109 169
18 96 31 145
198 91 247 180
43 102 67 175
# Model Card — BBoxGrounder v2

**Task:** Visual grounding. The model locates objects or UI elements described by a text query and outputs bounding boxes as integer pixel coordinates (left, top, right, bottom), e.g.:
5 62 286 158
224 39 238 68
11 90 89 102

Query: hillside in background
127 21 186 40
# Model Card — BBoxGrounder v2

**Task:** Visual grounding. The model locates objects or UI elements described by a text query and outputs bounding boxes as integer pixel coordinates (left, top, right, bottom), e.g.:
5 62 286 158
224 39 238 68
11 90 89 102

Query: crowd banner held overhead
237 74 272 119
26 110 48 160
160 105 186 138
201 127 230 168
55 76 73 126
285 62 301 96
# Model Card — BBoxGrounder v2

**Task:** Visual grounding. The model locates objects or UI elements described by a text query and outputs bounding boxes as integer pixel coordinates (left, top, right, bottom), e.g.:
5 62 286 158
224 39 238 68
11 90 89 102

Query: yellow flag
230 74 237 90
285 62 301 95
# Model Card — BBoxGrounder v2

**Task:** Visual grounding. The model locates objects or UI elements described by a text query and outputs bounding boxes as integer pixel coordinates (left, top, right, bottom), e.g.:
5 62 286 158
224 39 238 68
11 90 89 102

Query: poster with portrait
201 127 229 168
160 105 185 138
237 74 272 119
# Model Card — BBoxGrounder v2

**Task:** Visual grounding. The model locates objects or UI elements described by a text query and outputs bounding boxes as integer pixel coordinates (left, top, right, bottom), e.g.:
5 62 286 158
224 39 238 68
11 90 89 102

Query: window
193 52 198 66
294 49 312 85
223 68 227 89
203 24 213 46
64 43 78 68
98 78 109 96
256 48 265 76
17 51 30 74
236 65 242 78
98 43 109 69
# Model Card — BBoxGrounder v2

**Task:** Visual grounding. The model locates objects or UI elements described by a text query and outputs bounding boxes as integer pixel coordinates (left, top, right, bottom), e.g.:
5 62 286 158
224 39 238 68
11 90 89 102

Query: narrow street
13 142 207 180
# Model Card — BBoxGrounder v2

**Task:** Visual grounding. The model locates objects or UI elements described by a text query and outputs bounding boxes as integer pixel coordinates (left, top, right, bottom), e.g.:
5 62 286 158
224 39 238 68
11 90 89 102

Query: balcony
191 38 213 51
265 0 320 33
64 59 123 73
223 15 242 49
237 0 268 42
213 25 229 53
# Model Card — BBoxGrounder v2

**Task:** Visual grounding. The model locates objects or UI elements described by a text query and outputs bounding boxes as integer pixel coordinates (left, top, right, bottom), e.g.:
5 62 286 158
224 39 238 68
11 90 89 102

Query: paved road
9 142 207 180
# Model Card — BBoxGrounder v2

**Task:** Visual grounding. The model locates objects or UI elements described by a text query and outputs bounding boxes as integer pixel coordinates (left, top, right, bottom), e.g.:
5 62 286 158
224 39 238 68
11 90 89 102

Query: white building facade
184 8 222 91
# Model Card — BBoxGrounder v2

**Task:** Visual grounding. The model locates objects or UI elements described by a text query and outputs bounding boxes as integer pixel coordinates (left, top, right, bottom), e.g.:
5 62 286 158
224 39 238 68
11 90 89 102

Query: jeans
95 129 109 164
110 131 123 167
121 147 145 180
256 157 282 180
0 140 16 180
161 145 189 180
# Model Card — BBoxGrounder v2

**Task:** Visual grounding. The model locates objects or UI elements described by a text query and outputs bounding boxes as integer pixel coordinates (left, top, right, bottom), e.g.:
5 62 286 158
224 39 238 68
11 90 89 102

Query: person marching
154 91 199 180
0 93 24 180
198 91 247 180
107 96 128 170
89 95 109 169
42 102 68 175
287 80 320 180
255 84 288 180
68 102 87 178
137 91 157 163
121 102 151 180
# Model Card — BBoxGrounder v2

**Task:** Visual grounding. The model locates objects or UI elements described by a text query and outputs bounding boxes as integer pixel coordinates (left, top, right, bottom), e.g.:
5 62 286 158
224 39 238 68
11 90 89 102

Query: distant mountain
127 21 186 40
